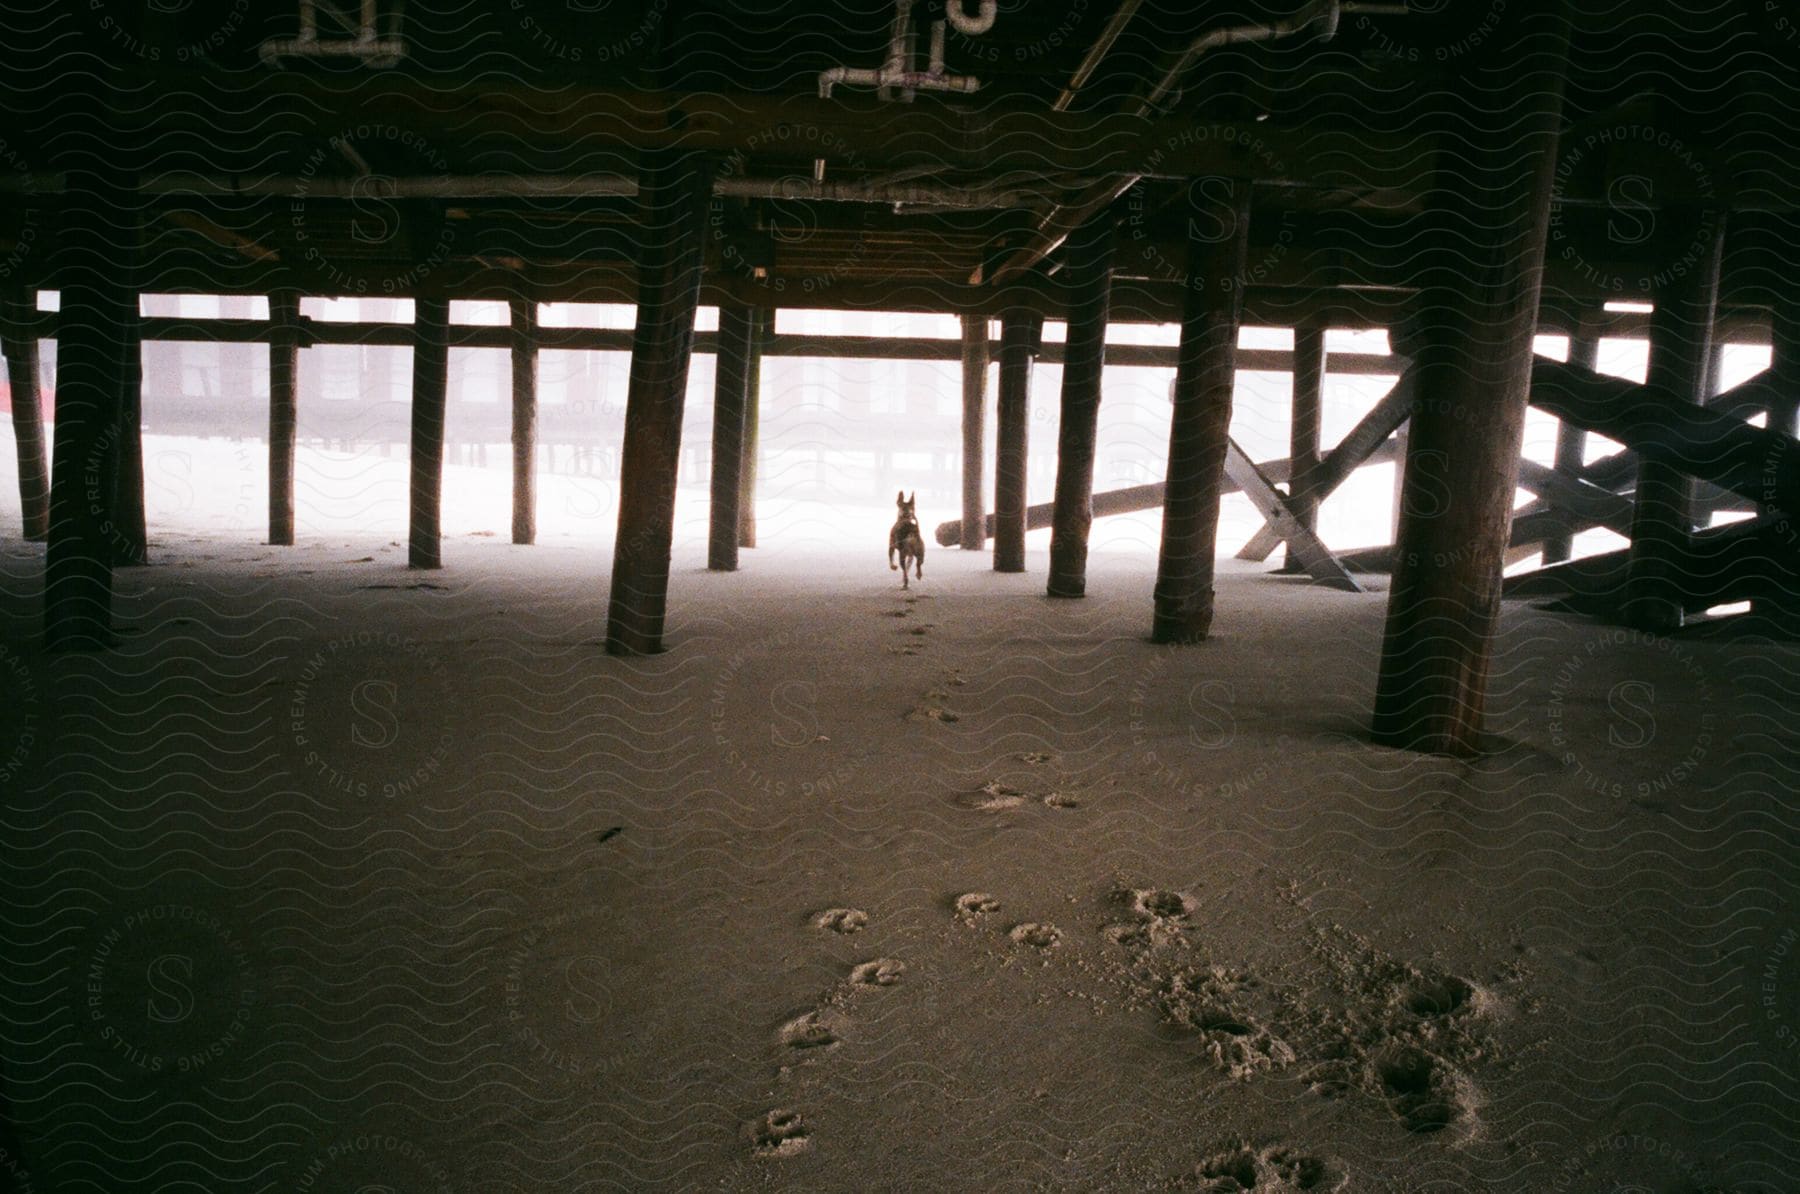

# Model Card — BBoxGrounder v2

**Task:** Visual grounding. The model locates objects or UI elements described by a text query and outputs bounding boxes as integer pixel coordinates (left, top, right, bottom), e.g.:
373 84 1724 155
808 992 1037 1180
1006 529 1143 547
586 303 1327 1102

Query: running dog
888 491 925 589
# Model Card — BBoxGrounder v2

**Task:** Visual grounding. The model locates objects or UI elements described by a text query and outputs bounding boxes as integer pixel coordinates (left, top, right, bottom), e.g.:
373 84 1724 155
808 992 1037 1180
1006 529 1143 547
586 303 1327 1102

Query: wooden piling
709 302 755 571
1370 4 1573 753
45 173 134 649
1150 177 1252 643
993 305 1042 573
1542 327 1597 564
738 308 765 550
1 290 49 541
606 150 713 655
407 295 450 569
112 286 147 567
267 290 301 546
1046 213 1116 597
510 295 538 545
959 313 990 551
1625 211 1726 633
1280 316 1326 573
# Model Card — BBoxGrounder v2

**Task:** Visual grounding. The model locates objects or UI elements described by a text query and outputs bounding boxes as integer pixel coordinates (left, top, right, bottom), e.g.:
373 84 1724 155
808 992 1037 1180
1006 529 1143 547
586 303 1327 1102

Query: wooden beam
1046 213 1115 598
605 150 713 655
45 173 133 649
267 289 300 546
1 289 49 541
1222 438 1360 592
992 305 1041 574
407 295 450 569
111 285 147 567
709 302 754 572
1371 4 1572 755
1152 178 1252 644
1238 365 1417 562
738 308 765 550
1276 316 1326 573
1625 211 1726 632
510 295 538 545
934 441 1402 548
959 313 989 551
1541 328 1597 563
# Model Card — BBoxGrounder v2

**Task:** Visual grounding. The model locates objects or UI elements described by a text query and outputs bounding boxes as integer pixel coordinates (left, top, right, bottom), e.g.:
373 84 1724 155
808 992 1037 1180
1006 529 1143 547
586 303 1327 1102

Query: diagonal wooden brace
1222 437 1362 591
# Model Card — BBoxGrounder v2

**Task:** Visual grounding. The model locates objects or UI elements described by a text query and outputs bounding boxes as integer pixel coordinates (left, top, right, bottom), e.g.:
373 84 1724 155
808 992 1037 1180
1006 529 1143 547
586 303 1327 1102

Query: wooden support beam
738 308 765 550
1047 213 1115 597
1371 5 1572 754
45 174 134 649
407 295 450 569
1625 211 1726 632
1277 316 1326 573
1222 438 1360 592
267 290 300 546
934 440 1401 548
605 150 713 655
1152 178 1253 643
1 290 49 541
992 305 1041 574
510 295 538 545
1541 328 1598 563
1238 365 1416 563
959 313 989 551
111 287 147 567
708 302 754 571
1773 307 1800 440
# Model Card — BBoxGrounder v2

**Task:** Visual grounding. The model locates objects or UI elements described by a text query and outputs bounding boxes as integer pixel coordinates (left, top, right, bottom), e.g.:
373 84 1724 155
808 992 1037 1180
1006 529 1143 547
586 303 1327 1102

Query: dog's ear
908 491 915 505
896 489 905 505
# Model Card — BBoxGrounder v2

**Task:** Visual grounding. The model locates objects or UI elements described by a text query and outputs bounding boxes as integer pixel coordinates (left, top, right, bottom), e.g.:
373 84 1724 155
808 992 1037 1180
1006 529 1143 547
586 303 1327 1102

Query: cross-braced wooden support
407 295 450 569
510 294 538 545
268 290 301 546
709 302 755 571
1625 211 1726 633
1371 4 1572 754
959 313 990 551
1223 439 1360 591
1047 212 1116 597
606 150 713 654
1151 177 1252 644
1 289 49 542
993 305 1041 574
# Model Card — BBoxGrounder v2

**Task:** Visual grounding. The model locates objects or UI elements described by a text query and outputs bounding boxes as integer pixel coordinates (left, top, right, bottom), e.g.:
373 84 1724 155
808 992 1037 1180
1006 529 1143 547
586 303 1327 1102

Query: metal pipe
141 170 1044 208
946 0 997 36
979 0 1343 285
1053 0 1144 112
818 65 980 99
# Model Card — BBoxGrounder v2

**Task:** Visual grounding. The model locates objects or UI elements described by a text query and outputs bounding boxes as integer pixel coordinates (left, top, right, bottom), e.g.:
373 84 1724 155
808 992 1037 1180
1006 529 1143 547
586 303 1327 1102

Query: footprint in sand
1017 750 1054 764
1130 888 1197 922
779 1010 845 1051
1399 971 1478 1019
1373 1045 1475 1136
954 892 1000 924
1193 1142 1344 1192
848 958 906 987
1042 791 1080 809
813 907 868 935
961 781 1028 811
745 1109 811 1158
1009 922 1063 950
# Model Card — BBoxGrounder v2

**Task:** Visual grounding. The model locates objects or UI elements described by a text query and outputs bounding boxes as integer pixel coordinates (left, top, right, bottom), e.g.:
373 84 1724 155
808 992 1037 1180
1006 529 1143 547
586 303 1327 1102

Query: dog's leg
889 543 898 571
916 542 924 580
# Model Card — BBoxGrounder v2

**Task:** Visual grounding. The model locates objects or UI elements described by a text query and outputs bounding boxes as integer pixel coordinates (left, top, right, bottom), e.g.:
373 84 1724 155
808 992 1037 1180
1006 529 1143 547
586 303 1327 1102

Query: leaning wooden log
933 442 1403 548
1221 439 1359 591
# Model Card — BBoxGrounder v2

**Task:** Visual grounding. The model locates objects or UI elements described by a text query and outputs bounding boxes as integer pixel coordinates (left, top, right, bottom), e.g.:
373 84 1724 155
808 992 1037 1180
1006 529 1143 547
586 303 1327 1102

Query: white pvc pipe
945 0 997 36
